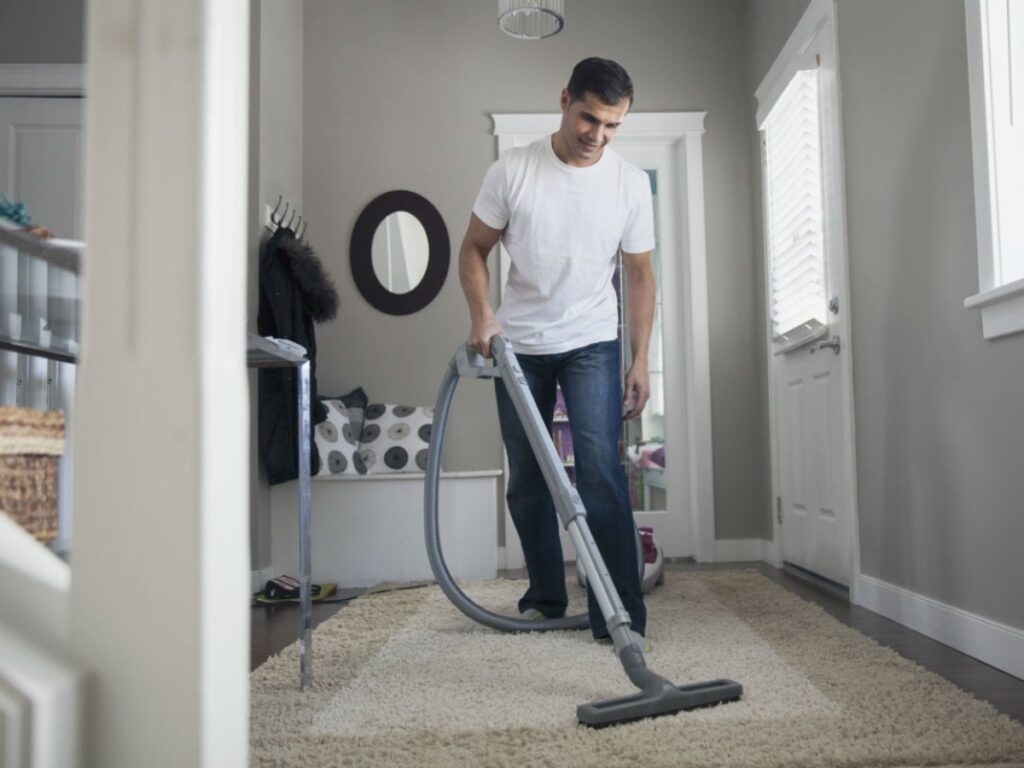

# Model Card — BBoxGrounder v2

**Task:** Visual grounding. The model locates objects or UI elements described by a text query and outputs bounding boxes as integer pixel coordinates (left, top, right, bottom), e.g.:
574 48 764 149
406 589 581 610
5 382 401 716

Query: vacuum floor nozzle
577 678 743 728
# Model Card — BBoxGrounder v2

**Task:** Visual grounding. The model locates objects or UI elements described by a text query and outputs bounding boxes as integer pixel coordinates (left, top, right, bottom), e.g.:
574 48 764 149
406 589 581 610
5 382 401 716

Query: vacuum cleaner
423 336 742 727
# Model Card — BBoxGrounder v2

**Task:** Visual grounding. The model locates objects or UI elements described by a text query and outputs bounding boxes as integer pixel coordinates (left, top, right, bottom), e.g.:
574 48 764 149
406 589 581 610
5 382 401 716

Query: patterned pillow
314 399 363 476
357 403 434 474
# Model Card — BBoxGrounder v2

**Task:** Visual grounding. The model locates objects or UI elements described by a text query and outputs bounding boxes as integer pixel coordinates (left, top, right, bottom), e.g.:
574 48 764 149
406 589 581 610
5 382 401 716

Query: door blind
763 68 828 344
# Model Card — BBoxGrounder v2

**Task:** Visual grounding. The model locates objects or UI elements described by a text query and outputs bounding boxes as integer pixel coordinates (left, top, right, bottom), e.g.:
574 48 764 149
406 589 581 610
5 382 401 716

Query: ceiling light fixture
498 0 565 40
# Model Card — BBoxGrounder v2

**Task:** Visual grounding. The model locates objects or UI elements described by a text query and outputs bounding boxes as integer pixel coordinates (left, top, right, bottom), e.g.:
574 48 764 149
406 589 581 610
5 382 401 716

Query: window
762 68 828 349
964 0 1024 338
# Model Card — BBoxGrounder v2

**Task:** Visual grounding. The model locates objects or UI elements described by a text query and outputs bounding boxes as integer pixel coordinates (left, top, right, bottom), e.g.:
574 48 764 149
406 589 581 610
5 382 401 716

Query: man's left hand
622 363 650 421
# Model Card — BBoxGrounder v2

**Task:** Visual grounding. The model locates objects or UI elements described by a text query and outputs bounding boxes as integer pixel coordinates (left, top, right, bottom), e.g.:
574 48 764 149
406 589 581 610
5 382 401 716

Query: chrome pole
297 359 312 689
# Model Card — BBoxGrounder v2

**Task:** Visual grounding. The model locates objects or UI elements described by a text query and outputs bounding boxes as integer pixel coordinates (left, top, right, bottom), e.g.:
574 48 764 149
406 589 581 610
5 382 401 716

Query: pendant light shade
498 0 565 39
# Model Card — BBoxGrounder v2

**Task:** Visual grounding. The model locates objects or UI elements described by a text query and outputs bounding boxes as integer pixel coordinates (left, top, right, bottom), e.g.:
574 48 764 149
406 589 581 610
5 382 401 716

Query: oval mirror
371 211 429 294
351 190 450 316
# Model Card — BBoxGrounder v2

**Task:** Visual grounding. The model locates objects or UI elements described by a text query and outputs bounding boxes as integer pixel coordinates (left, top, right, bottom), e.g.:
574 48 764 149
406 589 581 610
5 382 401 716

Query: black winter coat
258 227 338 485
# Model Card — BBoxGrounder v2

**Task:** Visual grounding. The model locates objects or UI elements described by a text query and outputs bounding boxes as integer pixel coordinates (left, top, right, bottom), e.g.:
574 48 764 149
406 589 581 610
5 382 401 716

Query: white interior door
775 334 849 584
761 4 856 587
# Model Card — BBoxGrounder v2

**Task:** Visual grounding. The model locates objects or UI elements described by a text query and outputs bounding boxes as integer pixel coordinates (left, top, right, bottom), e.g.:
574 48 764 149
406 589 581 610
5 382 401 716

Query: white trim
713 538 775 564
965 0 998 293
856 573 1024 681
964 274 1024 339
0 623 84 767
828 4 864 597
311 469 502 483
680 128 715 563
760 533 781 568
754 0 832 126
490 111 716 564
72 1 250 763
502 540 779 569
759 0 863 591
0 676 31 768
250 565 276 595
0 64 85 97
199 2 251 763
0 513 70 592
964 0 1024 337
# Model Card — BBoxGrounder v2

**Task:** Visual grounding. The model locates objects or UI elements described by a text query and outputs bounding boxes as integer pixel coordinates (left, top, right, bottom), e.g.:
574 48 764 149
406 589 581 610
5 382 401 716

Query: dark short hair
567 57 634 107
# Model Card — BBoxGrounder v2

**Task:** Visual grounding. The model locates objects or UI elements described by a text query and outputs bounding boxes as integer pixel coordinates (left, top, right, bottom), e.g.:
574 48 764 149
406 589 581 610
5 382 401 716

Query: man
459 57 656 642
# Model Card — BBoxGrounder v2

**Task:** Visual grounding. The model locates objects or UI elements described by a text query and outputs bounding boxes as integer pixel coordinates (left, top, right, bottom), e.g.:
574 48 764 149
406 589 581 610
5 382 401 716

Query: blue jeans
495 340 646 638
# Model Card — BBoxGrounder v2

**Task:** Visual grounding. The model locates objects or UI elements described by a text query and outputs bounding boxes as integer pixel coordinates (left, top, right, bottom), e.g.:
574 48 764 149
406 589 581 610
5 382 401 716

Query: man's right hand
469 317 505 359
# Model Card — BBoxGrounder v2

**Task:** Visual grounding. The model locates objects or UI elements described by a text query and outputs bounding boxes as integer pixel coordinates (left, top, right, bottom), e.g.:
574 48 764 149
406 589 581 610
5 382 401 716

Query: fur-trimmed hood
263 227 339 322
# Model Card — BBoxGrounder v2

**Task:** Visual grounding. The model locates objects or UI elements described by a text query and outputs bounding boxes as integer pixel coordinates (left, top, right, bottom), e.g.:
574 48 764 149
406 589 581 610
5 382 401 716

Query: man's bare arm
459 213 505 358
621 250 655 420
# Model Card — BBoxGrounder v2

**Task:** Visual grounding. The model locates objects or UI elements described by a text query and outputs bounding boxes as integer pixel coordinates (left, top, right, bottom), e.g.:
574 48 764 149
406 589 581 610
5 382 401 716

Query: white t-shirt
472 137 655 355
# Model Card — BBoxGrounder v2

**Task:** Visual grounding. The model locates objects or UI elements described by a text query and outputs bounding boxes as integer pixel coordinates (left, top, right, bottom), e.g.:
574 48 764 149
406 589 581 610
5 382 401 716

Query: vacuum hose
423 350 590 632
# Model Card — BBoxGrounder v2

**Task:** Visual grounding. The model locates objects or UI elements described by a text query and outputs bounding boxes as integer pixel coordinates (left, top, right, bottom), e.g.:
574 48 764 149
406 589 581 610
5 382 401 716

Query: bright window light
763 69 828 345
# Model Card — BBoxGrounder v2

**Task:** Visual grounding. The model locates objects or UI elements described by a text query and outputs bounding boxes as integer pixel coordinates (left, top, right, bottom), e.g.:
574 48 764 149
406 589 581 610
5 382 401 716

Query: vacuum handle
456 339 505 379
490 334 512 358
458 335 512 371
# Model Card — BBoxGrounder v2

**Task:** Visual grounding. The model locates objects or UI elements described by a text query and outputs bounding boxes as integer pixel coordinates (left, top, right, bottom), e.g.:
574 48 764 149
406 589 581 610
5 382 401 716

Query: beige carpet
250 570 1024 767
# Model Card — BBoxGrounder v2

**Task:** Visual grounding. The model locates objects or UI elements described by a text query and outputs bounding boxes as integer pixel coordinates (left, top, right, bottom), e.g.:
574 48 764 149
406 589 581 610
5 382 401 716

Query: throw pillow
314 399 362 476
357 403 434 474
320 386 368 441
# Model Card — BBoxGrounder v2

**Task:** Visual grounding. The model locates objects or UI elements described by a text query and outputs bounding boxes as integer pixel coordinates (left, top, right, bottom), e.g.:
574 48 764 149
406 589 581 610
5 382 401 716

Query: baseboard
855 573 1024 682
712 538 774 563
783 561 849 601
250 565 275 595
760 535 781 567
504 537 780 570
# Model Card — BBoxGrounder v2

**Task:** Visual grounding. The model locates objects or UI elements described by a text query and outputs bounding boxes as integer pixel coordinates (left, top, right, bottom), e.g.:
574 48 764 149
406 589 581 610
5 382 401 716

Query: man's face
557 89 630 165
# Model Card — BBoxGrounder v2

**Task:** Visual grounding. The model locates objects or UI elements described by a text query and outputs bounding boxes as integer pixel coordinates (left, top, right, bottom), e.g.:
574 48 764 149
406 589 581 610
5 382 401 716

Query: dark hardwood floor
250 587 363 672
250 561 1024 724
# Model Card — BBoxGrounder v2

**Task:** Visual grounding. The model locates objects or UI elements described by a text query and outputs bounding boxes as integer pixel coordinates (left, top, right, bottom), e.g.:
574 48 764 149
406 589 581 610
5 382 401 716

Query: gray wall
303 0 768 541
837 0 1024 628
0 0 85 63
745 0 812 84
746 0 1024 629
249 0 304 572
743 0 813 541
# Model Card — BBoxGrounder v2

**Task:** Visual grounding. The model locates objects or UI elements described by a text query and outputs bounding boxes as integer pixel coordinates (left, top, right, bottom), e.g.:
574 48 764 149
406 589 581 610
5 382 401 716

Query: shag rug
250 570 1024 767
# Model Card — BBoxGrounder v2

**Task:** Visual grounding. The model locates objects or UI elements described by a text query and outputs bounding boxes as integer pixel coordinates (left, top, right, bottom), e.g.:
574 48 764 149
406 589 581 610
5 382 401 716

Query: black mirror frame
350 190 450 316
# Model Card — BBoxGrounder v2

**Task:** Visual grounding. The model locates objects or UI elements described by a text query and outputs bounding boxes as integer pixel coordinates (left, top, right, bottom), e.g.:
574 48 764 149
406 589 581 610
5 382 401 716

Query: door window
762 68 828 349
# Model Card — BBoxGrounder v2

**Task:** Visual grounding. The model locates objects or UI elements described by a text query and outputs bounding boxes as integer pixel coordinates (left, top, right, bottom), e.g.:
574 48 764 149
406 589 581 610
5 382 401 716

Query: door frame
490 112 717 567
756 0 863 595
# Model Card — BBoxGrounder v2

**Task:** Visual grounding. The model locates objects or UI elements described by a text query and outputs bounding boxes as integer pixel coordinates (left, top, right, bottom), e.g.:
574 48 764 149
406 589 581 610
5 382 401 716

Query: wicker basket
0 407 65 544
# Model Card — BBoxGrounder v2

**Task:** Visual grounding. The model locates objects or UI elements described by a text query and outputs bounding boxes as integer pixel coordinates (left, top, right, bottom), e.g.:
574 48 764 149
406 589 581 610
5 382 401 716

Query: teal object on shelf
0 195 32 226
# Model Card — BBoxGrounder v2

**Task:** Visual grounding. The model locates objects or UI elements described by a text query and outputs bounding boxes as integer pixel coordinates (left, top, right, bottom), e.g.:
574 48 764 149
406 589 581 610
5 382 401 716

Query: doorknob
809 335 841 355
